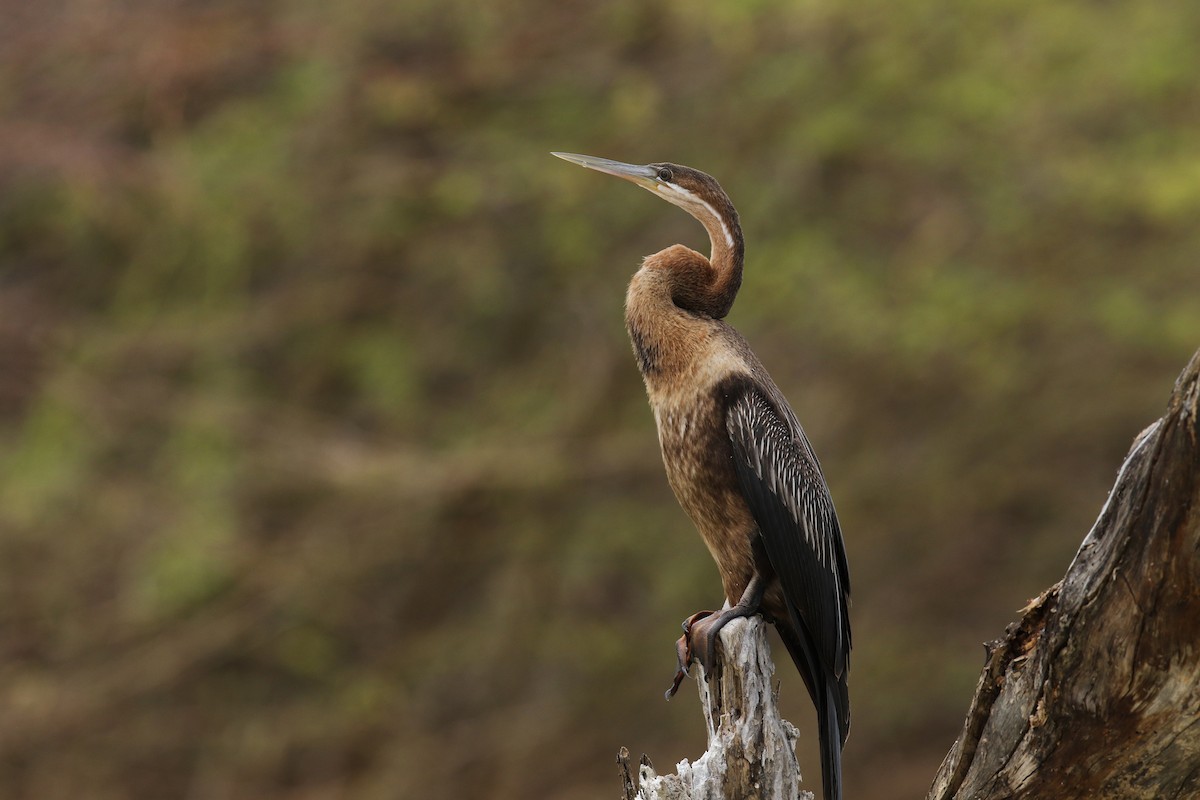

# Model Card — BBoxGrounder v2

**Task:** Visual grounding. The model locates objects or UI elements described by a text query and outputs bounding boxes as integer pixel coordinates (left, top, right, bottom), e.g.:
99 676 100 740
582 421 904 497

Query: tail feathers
776 620 847 800
831 664 850 746
819 680 843 800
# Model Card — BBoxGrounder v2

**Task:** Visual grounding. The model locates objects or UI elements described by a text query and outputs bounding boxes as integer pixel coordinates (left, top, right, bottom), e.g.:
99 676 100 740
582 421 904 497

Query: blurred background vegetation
1 0 1198 798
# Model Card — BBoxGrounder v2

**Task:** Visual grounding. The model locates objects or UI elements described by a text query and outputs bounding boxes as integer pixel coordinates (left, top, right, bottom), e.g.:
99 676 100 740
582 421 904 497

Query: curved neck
673 201 744 319
698 204 744 318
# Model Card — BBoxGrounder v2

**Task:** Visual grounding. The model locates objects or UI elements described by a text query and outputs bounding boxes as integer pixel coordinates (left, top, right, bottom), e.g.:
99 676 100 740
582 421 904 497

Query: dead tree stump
618 614 811 800
929 347 1200 798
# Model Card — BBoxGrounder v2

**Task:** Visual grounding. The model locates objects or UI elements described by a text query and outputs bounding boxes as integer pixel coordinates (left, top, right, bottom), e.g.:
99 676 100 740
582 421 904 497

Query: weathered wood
618 614 813 800
929 346 1200 799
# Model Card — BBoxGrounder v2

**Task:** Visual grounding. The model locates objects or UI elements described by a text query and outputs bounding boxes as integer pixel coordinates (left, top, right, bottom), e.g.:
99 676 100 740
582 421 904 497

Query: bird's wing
725 385 851 680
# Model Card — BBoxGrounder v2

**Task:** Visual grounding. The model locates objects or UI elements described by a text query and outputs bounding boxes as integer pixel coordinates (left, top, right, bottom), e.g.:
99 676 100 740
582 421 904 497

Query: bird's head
551 152 740 253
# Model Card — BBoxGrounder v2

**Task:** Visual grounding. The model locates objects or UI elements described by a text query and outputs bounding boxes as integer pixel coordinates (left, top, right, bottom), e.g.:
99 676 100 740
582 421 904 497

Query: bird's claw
665 666 688 700
664 635 693 699
664 610 716 700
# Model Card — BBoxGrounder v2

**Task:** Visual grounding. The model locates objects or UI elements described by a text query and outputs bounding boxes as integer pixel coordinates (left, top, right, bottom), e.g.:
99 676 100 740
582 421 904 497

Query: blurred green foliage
1 0 1198 798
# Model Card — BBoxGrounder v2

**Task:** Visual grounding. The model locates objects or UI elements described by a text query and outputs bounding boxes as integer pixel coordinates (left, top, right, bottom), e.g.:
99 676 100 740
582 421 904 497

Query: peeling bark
929 346 1200 799
618 615 813 800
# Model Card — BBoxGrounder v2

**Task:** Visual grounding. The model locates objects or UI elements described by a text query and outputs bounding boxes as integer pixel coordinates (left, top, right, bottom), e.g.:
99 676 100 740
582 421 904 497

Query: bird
552 152 851 800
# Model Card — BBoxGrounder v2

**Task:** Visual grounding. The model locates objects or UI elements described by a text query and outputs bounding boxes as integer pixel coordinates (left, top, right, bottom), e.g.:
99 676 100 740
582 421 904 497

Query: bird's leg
690 574 768 676
665 574 768 699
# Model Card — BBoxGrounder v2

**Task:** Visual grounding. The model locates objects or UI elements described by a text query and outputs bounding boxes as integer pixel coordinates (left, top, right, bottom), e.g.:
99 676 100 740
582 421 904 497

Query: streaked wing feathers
725 386 850 678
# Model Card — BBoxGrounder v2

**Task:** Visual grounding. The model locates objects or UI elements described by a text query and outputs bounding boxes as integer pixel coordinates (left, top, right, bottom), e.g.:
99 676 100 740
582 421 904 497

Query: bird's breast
647 350 760 602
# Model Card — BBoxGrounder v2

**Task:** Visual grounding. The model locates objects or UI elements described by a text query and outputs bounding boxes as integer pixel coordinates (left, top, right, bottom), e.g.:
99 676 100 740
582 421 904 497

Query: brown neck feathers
671 197 744 319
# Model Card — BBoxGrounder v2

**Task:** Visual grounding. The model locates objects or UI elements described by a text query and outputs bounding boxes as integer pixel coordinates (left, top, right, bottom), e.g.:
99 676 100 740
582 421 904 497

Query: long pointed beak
552 152 658 190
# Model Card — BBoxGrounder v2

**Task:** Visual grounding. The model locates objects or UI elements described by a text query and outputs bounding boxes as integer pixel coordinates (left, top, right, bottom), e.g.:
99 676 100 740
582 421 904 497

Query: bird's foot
664 577 768 700
665 610 716 699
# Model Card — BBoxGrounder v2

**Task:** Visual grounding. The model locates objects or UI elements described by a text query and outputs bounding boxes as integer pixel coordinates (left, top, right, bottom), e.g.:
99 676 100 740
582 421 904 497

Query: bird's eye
657 167 673 182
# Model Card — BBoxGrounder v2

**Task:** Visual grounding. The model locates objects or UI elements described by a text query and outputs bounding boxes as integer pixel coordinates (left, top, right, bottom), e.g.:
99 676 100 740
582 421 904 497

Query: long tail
820 680 843 800
777 620 848 800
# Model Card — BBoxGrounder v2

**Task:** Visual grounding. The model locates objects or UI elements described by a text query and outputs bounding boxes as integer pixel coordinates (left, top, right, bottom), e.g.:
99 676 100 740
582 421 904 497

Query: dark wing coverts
725 384 851 740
